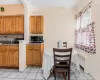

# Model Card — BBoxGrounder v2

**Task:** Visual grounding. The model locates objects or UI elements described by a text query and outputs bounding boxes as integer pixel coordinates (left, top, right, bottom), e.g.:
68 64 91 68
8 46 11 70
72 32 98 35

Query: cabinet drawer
33 44 40 50
26 45 34 50
9 45 19 51
26 44 41 50
0 45 9 51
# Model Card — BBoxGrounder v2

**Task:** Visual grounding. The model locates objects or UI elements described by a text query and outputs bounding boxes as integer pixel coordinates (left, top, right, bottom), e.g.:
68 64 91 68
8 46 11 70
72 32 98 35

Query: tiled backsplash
0 35 24 41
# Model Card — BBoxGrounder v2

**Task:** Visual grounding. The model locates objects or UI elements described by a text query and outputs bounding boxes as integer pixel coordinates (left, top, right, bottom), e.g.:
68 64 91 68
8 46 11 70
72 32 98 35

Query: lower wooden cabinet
0 45 19 67
9 51 19 67
33 49 41 65
26 44 44 66
26 50 33 65
0 51 9 67
26 49 41 66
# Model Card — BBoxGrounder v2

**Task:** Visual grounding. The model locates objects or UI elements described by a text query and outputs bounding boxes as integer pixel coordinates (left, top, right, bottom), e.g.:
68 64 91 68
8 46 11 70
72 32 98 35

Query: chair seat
56 62 70 69
55 68 69 72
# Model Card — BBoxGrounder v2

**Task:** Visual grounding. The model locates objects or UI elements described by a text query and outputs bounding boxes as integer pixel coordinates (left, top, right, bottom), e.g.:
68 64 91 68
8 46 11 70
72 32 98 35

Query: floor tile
5 69 15 72
48 76 55 80
0 72 11 78
7 72 20 79
30 67 40 73
26 73 37 79
4 78 13 80
24 67 32 73
14 79 25 80
0 78 4 80
48 74 65 80
82 71 94 80
12 69 19 72
74 70 81 78
0 69 8 72
0 71 4 75
25 79 34 80
38 68 42 73
70 73 76 80
16 73 28 79
75 73 87 80
36 73 44 80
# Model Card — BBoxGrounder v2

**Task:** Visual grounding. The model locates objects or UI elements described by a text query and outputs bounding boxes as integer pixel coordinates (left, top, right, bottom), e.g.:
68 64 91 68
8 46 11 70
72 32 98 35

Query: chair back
53 48 72 69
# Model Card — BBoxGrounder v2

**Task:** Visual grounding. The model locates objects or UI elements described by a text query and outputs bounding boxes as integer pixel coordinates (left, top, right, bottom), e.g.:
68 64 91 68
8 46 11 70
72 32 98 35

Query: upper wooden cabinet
0 17 4 34
30 16 44 34
0 15 24 34
14 16 24 34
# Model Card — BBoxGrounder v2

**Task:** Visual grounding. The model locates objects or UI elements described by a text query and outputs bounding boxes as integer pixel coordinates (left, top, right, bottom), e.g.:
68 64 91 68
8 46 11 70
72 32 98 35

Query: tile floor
0 66 94 80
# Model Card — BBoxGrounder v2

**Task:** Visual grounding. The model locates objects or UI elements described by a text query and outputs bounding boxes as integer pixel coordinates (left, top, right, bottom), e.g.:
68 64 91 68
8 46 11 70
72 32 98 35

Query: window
75 3 96 54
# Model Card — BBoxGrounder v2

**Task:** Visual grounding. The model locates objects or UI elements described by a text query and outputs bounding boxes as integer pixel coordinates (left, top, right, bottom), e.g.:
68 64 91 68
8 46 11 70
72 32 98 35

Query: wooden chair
53 48 72 80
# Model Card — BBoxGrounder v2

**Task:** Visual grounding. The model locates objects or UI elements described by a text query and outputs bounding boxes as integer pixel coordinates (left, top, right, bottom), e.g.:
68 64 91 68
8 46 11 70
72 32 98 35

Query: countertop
0 43 19 45
29 42 44 45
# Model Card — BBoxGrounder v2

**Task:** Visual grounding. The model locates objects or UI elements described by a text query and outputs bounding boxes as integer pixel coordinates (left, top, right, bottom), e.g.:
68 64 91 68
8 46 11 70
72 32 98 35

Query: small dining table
42 48 80 80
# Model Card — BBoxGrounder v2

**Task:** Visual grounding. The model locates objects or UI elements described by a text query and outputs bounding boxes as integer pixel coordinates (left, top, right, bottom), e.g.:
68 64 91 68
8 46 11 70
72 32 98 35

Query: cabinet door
26 50 33 65
30 16 37 34
15 16 19 34
0 17 4 34
11 17 16 34
14 16 24 34
9 51 19 67
0 51 9 67
18 16 24 34
4 16 13 34
34 49 41 65
36 16 43 34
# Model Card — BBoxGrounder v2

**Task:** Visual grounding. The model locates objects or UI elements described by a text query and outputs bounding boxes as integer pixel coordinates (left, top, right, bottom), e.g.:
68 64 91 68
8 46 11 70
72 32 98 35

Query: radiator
77 52 90 73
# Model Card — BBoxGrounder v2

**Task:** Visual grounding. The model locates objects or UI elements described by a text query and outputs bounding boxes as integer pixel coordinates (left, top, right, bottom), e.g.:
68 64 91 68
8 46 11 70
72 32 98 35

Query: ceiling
0 0 80 8
0 0 21 4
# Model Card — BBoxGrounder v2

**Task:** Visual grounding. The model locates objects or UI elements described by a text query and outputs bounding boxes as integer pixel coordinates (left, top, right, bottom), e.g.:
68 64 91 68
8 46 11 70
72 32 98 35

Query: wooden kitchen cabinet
0 45 19 67
26 50 33 65
30 16 44 34
30 16 37 34
9 51 19 67
0 15 24 34
0 51 9 67
36 16 43 34
33 49 41 65
14 16 24 34
0 17 4 34
9 45 19 67
4 16 13 34
26 44 44 66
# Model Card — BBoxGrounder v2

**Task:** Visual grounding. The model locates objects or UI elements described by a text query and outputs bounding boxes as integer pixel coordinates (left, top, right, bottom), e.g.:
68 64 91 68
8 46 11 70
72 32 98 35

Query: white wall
23 2 30 43
75 0 100 80
30 8 76 50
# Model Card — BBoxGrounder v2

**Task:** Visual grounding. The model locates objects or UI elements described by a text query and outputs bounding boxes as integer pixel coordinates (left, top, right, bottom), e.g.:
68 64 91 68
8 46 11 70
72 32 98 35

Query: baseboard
19 65 27 72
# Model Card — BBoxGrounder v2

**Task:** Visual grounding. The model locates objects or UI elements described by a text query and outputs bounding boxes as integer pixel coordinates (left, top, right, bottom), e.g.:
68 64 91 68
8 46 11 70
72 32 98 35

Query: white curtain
75 6 96 54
